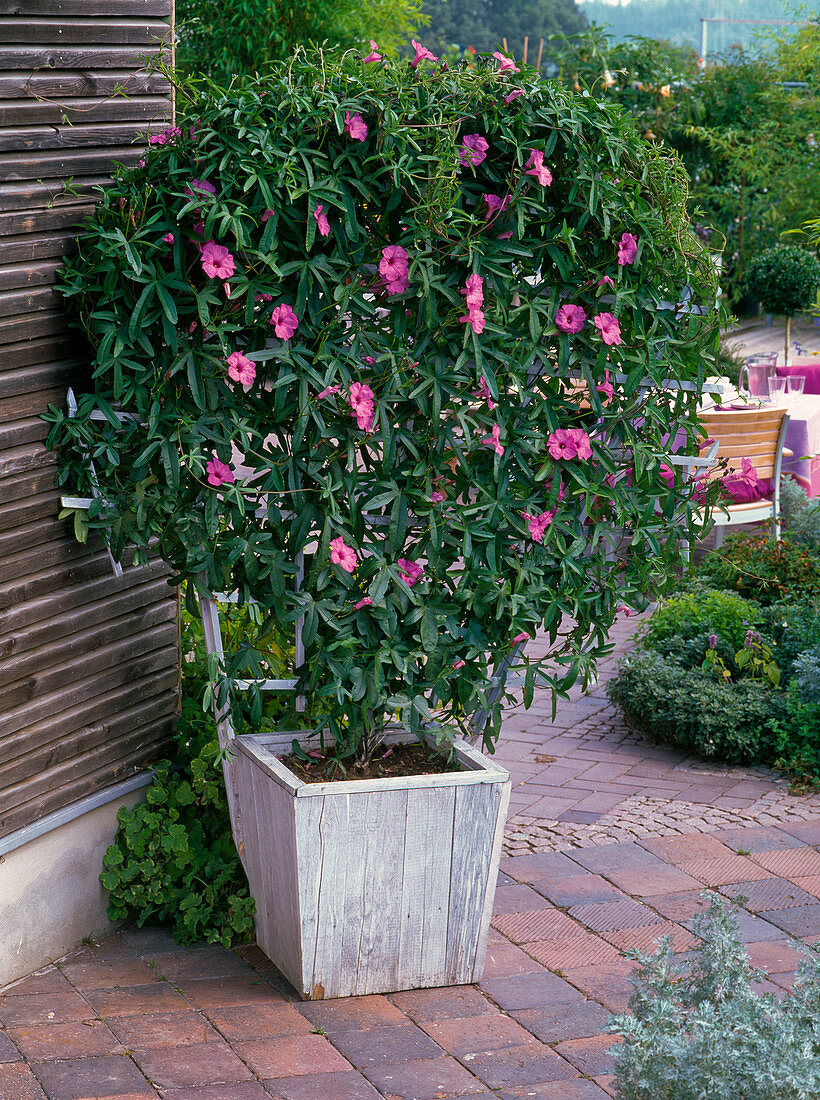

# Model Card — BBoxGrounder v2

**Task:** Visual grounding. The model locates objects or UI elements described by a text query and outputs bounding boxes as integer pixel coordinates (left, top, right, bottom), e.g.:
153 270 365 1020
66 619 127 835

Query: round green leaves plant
48 48 719 764
745 244 820 364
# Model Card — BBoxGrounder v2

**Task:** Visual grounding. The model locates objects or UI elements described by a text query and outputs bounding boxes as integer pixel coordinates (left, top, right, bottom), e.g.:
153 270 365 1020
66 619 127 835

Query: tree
745 246 820 364
176 0 428 80
422 0 587 58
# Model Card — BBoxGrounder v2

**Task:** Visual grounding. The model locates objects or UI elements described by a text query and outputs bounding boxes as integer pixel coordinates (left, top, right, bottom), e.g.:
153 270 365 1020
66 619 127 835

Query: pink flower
569 428 593 460
555 304 586 334
452 659 466 670
363 40 382 63
616 605 634 618
317 384 339 399
191 220 205 236
255 291 273 302
223 281 232 298
149 125 181 145
459 133 488 168
617 232 638 265
137 158 145 168
498 230 514 239
354 596 373 609
312 203 330 237
349 381 376 431
161 232 175 243
459 307 485 334
184 178 216 214
459 278 486 332
431 491 446 503
504 89 524 104
362 355 376 364
547 428 578 460
524 149 552 187
481 423 504 457
462 273 484 309
483 192 510 220
522 510 554 542
410 40 438 68
206 456 234 487
596 369 614 406
200 240 236 280
597 275 615 289
398 558 424 586
344 111 368 141
474 375 496 410
330 536 357 573
261 209 275 222
594 312 622 346
493 51 520 73
226 351 256 386
511 631 530 644
379 244 410 295
269 303 298 340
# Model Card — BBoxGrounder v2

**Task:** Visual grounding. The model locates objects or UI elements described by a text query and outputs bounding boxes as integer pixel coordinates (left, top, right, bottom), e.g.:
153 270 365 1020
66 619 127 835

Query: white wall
0 787 144 988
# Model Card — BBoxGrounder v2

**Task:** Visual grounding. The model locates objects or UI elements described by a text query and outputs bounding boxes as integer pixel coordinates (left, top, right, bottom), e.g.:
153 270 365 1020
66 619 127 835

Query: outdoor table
780 392 820 495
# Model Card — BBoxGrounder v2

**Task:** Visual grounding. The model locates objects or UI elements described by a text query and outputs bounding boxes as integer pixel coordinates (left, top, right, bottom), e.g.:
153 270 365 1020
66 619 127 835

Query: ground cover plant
101 644 255 945
609 896 820 1100
48 47 719 770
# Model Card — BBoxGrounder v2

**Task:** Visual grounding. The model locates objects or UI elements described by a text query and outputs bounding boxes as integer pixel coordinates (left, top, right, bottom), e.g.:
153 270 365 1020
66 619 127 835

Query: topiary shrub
744 244 820 364
607 651 785 763
47 48 719 765
609 895 820 1100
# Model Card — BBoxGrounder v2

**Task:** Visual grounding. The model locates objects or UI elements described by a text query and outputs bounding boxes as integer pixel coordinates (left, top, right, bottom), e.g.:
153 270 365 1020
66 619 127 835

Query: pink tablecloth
781 394 820 495
776 361 820 395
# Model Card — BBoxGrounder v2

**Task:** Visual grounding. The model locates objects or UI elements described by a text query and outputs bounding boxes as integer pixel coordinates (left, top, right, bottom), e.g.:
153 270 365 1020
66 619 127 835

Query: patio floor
2 619 819 1100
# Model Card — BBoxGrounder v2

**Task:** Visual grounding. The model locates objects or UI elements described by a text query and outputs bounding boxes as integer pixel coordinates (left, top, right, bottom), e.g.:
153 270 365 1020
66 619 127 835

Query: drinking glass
767 376 787 404
786 375 806 396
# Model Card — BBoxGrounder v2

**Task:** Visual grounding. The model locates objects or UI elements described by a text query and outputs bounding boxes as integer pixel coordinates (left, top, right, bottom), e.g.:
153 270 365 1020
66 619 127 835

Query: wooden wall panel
0 3 177 841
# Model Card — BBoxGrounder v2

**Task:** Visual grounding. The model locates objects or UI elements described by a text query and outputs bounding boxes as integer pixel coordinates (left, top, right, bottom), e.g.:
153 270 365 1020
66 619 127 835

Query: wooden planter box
228 731 510 999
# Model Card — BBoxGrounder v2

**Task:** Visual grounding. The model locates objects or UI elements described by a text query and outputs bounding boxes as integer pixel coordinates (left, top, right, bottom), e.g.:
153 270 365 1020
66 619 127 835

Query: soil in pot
281 740 465 783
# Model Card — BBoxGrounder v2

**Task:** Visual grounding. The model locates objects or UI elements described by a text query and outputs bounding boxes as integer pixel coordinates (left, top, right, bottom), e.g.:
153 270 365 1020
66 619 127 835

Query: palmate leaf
48 48 719 762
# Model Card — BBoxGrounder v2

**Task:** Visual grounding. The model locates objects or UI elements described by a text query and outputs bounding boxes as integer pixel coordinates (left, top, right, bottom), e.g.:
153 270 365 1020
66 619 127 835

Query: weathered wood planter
228 731 510 999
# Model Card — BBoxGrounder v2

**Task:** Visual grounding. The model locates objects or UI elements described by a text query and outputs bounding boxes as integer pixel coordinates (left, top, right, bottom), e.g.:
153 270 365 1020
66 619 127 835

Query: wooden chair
696 406 791 546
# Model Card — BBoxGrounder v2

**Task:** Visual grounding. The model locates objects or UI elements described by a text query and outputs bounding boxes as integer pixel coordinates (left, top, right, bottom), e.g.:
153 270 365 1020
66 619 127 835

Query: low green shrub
607 652 785 763
780 475 820 551
697 532 820 604
609 896 820 1100
100 696 254 946
639 589 762 652
772 690 820 787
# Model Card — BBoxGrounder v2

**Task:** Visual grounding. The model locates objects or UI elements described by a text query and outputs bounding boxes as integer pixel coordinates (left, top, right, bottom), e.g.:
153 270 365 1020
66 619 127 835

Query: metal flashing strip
0 771 155 858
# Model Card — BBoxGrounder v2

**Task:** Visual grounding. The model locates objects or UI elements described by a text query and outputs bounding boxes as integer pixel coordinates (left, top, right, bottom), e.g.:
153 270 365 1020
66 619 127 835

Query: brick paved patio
1 821 819 1099
2 615 819 1098
502 615 820 853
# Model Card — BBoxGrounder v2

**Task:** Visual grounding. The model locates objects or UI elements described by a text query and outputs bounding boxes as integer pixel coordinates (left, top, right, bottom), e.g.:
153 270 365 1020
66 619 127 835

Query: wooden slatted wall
0 0 179 840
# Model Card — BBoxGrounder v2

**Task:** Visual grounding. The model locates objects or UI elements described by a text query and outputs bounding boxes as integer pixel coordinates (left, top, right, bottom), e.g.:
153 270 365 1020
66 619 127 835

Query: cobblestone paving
498 615 820 855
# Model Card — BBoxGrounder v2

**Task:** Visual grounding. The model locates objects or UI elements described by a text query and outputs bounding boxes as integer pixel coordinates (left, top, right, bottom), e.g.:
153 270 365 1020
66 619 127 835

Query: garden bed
608 476 820 786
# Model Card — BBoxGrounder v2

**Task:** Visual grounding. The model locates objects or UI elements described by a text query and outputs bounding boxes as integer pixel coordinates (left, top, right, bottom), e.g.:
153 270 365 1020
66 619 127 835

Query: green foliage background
421 0 588 57
175 0 429 79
